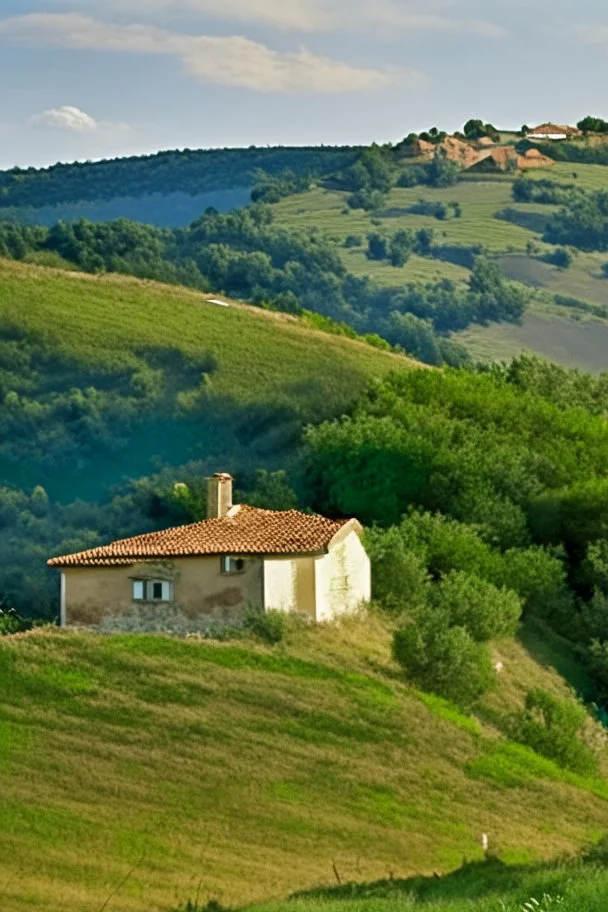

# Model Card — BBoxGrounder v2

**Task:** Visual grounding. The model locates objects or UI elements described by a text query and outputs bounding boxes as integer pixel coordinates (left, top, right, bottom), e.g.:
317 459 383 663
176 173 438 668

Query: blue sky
1 0 607 168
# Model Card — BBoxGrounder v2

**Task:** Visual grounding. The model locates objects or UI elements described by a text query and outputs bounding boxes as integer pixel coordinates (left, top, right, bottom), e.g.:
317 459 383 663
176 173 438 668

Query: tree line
0 146 360 209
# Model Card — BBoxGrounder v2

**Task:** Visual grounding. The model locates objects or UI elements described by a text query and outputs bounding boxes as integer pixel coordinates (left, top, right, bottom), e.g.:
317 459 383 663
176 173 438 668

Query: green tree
393 610 495 709
429 571 522 642
367 233 389 261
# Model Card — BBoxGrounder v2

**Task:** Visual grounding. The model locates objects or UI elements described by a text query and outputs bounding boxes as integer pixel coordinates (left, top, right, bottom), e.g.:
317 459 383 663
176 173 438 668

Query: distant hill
271 159 608 372
0 257 407 500
0 145 360 226
0 617 605 912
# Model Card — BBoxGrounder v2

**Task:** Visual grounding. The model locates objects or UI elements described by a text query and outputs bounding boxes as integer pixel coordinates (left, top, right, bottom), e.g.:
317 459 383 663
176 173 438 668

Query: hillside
1 616 606 912
0 258 411 619
272 161 608 372
0 257 408 498
0 145 359 226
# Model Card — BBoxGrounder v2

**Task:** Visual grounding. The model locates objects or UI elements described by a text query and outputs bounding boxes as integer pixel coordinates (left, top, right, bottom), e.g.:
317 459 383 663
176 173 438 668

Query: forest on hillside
0 145 360 209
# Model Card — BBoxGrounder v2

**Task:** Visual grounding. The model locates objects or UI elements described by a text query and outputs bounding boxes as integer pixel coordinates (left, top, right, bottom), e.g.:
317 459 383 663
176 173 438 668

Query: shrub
396 169 422 188
544 247 573 269
243 607 285 645
366 233 389 261
366 526 430 610
393 610 495 709
429 571 522 642
344 235 363 248
509 688 598 776
0 607 33 636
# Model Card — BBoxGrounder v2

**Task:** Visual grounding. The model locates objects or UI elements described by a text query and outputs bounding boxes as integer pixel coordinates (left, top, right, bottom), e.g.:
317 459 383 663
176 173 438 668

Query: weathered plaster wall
314 530 371 622
263 557 316 619
63 556 263 633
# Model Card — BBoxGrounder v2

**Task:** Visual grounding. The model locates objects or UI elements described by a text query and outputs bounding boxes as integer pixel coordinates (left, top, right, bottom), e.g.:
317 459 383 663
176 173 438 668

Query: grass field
0 258 413 498
272 164 608 371
1 615 606 912
0 259 407 414
251 850 608 912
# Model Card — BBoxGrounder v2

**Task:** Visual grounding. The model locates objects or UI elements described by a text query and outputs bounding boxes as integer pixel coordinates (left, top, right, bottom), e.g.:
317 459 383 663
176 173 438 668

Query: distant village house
526 123 580 141
48 473 371 633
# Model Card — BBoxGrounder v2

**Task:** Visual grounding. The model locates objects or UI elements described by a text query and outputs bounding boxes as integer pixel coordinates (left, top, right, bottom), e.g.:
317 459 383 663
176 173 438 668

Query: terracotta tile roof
48 506 355 568
528 123 579 137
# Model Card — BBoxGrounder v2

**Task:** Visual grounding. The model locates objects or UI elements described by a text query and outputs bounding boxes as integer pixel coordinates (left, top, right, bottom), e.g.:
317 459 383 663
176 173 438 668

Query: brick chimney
207 473 233 519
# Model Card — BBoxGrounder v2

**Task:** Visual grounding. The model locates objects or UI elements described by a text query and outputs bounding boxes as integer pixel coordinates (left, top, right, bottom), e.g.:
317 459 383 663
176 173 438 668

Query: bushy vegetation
304 358 608 706
0 146 360 208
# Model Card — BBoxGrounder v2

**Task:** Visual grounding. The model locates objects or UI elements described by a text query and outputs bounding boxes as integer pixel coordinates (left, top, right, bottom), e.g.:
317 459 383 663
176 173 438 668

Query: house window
220 556 245 575
132 579 173 602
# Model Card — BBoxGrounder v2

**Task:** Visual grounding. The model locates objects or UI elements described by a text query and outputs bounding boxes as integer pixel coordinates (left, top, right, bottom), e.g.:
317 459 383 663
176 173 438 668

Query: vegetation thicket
0 258 408 619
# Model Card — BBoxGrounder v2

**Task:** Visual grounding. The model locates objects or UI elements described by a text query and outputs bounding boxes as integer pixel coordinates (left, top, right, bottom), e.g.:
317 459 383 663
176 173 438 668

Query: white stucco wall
263 558 298 614
314 529 371 622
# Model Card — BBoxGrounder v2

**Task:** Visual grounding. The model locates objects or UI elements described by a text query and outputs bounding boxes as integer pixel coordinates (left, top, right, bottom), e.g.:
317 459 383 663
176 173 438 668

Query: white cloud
29 104 98 132
0 13 421 93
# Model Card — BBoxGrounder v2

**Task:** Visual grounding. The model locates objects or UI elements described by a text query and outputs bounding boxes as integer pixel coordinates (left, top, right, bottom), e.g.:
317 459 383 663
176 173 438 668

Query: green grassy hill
1 616 606 912
0 257 408 500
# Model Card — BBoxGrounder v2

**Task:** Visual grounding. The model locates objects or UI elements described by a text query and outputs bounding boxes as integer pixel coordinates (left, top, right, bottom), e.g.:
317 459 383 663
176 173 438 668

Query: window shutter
133 580 144 600
161 581 172 602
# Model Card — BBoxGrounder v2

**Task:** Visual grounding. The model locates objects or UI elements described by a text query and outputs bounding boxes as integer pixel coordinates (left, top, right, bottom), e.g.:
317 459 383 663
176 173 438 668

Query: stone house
48 473 371 633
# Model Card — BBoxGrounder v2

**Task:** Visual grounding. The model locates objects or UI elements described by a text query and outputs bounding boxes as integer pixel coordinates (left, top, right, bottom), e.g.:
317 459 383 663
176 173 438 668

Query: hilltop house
48 473 371 633
527 123 580 141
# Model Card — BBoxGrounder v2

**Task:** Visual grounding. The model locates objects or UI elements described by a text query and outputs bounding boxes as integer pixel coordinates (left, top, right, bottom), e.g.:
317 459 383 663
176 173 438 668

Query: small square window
221 556 245 575
132 579 173 602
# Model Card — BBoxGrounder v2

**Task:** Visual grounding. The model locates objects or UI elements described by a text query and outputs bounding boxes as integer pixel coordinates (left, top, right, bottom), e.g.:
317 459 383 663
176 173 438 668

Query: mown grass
0 615 606 912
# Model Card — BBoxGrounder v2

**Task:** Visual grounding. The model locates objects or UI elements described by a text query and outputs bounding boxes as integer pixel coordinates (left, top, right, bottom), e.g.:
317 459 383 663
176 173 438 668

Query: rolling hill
0 257 409 500
0 615 606 912
271 163 608 372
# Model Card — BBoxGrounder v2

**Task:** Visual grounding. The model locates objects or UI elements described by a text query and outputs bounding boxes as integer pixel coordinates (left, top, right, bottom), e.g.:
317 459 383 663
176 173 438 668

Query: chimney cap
213 472 234 481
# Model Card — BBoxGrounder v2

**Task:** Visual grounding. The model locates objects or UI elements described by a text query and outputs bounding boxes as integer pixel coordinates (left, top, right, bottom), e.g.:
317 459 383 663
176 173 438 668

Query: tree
390 230 413 267
429 571 522 642
367 233 389 261
393 610 495 709
424 149 460 188
577 116 608 135
463 119 500 142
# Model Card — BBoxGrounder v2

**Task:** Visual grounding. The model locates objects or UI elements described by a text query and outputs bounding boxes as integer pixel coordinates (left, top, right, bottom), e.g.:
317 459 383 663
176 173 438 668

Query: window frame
220 556 246 576
132 579 173 603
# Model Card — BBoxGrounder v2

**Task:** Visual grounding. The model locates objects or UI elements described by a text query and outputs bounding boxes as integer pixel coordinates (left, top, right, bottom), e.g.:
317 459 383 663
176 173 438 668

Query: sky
1 0 608 169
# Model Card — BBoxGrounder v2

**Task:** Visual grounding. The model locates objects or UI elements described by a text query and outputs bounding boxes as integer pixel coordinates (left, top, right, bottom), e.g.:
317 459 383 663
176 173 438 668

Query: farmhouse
48 473 371 633
527 123 580 141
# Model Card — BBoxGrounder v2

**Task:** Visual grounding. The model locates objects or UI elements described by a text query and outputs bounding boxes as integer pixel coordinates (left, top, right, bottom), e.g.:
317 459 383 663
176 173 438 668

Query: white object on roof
207 298 230 307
